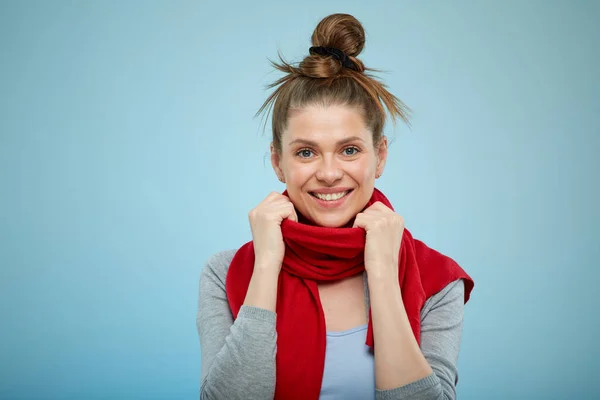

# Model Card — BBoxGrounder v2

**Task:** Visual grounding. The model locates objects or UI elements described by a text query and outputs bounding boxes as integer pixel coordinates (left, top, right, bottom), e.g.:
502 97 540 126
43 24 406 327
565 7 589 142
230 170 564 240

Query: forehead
283 104 371 146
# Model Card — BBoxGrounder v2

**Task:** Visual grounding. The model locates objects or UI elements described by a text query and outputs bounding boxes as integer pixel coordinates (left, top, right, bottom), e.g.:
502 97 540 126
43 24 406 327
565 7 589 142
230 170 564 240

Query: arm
372 279 466 400
369 271 433 390
196 251 278 400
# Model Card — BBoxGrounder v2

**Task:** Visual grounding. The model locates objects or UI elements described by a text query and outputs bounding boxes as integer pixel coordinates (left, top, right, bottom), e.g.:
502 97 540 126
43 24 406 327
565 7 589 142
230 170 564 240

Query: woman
197 13 474 400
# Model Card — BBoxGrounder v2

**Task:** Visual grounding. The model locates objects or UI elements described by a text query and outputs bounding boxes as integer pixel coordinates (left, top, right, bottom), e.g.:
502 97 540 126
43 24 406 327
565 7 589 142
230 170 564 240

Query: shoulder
421 279 465 320
200 249 238 286
410 233 474 303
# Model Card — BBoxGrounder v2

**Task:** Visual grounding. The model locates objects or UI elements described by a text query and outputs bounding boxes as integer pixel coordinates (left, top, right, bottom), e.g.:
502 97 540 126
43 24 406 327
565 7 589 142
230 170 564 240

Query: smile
310 190 352 201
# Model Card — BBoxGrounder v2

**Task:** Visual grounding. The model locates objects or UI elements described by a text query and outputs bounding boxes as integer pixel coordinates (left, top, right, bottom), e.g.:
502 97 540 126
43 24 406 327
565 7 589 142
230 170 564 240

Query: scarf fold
225 189 474 399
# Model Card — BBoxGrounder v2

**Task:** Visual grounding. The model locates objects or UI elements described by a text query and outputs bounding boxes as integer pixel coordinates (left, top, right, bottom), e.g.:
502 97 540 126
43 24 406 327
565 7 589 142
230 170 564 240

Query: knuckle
266 192 279 201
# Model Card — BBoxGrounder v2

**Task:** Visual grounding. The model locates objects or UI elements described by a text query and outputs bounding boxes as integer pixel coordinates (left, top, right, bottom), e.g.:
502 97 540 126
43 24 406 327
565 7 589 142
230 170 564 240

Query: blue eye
344 147 359 156
297 149 313 158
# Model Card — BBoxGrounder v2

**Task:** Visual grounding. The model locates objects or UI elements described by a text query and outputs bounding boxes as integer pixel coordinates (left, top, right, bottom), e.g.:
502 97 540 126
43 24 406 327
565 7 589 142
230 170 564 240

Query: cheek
349 158 377 182
283 162 313 187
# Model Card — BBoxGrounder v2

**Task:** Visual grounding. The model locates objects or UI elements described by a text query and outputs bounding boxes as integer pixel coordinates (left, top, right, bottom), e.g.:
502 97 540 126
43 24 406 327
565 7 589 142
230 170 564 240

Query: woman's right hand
248 192 298 272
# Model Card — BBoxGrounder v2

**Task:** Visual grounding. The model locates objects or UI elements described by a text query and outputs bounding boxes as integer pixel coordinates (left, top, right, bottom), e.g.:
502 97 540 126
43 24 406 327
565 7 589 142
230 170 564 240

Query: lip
309 189 353 209
309 187 354 195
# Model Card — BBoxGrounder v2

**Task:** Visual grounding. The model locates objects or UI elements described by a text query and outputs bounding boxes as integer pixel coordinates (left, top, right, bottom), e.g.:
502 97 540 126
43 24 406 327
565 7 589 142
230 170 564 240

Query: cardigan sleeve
196 250 277 400
375 279 466 400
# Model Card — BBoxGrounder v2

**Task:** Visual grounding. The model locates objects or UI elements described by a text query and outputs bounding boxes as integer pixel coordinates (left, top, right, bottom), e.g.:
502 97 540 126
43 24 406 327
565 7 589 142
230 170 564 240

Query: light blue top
320 324 375 400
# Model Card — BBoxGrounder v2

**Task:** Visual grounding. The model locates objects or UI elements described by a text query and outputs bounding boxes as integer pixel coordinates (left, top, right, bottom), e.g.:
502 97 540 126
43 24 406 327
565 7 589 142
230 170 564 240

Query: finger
259 192 281 207
264 195 291 208
368 201 390 212
269 201 297 223
361 207 385 217
352 213 368 229
266 191 281 200
362 202 381 213
285 203 298 223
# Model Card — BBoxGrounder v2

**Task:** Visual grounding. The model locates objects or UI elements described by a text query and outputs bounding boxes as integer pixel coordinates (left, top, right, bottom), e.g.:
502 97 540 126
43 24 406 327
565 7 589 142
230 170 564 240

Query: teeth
313 191 348 201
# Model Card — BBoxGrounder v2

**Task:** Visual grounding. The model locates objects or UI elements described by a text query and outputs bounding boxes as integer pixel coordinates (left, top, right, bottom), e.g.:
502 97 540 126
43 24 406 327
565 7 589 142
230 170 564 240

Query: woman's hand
353 201 404 280
248 192 298 272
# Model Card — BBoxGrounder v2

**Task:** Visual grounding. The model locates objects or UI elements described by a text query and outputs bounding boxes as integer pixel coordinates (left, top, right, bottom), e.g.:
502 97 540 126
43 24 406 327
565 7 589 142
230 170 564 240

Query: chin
306 211 354 228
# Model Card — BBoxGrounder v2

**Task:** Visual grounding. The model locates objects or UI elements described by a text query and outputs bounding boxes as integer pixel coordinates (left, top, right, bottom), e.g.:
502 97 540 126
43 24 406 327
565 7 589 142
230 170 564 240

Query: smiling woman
196 13 474 400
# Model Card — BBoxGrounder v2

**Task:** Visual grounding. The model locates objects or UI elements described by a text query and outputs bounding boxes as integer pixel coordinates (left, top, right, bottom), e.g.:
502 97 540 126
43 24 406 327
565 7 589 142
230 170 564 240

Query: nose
315 155 343 184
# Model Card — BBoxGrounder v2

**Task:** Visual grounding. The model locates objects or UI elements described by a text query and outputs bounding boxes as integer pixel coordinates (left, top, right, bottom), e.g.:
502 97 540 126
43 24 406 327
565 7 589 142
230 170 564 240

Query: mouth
309 189 353 207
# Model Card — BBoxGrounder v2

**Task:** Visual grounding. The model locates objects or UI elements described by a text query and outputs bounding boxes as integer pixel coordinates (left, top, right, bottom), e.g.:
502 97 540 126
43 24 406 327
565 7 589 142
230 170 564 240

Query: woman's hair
257 13 411 152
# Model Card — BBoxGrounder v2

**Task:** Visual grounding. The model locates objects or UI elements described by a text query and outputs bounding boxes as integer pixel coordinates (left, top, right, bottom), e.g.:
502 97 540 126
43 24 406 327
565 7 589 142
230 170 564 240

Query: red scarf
226 189 474 399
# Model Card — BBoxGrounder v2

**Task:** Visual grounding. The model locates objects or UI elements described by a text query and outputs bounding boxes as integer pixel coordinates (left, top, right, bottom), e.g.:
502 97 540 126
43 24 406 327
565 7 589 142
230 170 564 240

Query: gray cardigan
196 249 466 400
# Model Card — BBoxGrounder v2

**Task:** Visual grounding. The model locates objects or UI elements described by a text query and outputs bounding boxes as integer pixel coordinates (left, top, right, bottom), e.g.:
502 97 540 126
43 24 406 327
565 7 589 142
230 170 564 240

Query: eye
296 148 314 158
343 146 360 156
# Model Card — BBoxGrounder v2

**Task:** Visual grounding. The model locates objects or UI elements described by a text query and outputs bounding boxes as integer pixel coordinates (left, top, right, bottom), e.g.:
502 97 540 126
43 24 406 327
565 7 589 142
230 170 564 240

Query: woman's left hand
353 201 405 279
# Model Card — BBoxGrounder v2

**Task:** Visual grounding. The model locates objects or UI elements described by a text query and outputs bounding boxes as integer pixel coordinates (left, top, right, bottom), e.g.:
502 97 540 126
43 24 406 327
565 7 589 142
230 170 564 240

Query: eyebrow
288 136 366 147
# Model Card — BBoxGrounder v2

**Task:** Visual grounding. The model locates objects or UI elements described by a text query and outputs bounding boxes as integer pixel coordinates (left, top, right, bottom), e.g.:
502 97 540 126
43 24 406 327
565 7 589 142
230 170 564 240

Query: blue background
1 1 598 399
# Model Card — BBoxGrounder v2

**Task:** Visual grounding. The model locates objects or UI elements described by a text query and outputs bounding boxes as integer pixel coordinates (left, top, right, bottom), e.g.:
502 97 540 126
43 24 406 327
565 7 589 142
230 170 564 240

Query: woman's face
271 104 387 228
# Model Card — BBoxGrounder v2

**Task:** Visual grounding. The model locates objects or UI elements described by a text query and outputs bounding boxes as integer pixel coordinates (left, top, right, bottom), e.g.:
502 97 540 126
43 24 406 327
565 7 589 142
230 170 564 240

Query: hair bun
311 13 365 57
299 14 366 78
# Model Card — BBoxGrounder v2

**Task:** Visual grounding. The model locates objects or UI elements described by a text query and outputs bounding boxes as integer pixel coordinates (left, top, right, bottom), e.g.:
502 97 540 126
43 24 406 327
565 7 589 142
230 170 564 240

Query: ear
270 142 285 183
375 136 388 178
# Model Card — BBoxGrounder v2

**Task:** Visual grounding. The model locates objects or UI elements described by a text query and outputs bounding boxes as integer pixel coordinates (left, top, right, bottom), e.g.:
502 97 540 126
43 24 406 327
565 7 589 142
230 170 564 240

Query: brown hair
256 13 411 152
